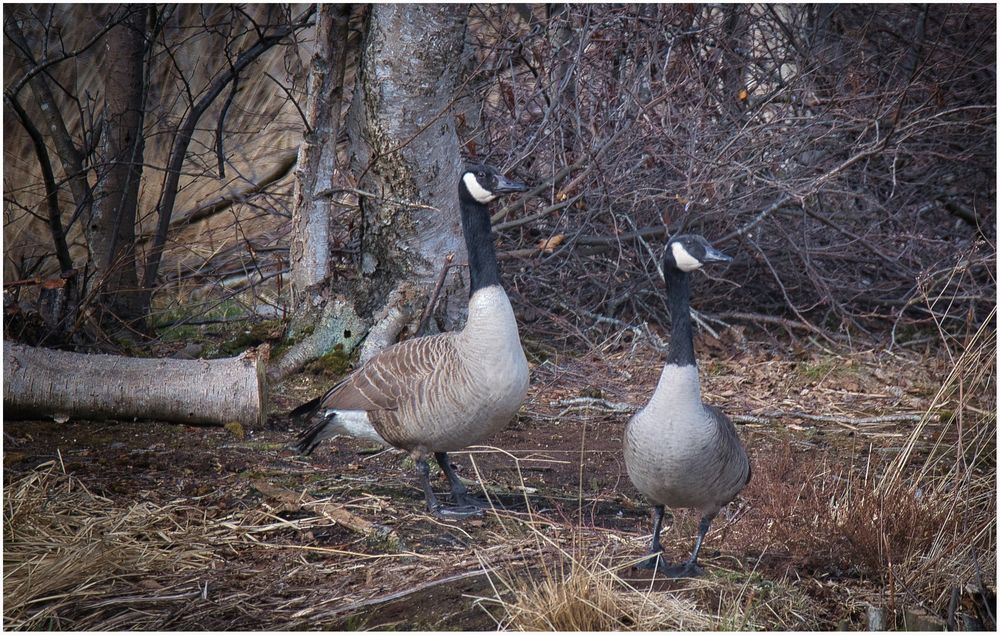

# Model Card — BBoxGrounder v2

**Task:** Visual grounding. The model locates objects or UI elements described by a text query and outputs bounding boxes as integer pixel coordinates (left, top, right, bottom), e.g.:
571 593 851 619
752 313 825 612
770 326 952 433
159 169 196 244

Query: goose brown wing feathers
704 404 752 488
317 332 459 413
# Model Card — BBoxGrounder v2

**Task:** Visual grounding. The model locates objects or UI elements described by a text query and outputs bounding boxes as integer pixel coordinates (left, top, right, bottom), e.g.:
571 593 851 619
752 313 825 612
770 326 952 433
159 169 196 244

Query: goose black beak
702 245 732 264
494 174 529 194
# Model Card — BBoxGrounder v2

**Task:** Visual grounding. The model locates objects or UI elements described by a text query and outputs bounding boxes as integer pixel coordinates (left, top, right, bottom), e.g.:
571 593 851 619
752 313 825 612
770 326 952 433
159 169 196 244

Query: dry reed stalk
882 307 997 490
833 310 996 625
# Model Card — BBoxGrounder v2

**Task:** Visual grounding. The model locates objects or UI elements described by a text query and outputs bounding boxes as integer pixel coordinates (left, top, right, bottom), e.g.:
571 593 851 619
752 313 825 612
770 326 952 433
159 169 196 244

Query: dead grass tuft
737 312 996 627
830 461 958 576
499 558 626 631
481 547 717 631
3 459 217 630
743 441 962 578
472 451 752 631
872 311 997 625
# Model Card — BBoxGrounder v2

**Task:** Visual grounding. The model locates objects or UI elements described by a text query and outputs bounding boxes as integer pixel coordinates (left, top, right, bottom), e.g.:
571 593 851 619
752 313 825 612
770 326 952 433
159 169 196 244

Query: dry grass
471 449 773 631
830 311 997 628
4 450 511 630
495 558 633 631
472 507 827 631
477 534 721 631
734 311 997 629
873 311 996 627
3 458 218 630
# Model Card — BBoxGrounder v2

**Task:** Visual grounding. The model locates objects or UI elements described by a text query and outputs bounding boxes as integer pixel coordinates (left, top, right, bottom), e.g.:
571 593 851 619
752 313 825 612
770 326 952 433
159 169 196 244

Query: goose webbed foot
666 512 716 578
635 550 667 570
434 451 489 511
417 455 484 521
429 502 484 520
634 552 703 577
661 561 704 578
634 505 711 576
452 491 488 509
644 511 715 577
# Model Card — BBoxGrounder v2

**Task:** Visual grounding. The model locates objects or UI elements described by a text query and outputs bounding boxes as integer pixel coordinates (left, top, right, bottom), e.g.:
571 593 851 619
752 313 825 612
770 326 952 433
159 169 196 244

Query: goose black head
664 234 732 273
460 164 528 204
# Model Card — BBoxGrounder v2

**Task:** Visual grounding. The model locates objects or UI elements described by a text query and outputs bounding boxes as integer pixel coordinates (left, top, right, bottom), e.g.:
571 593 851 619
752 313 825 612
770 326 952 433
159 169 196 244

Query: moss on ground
303 344 353 377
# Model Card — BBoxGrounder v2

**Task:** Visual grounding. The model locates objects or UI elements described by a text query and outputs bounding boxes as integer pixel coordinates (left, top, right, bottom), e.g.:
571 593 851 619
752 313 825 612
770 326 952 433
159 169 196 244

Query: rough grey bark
87 6 147 332
347 3 469 346
289 4 352 300
4 343 268 428
273 4 470 380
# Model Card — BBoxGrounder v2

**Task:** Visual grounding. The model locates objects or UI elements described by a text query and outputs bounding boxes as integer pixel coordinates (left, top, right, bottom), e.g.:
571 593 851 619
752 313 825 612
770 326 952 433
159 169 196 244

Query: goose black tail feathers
291 417 331 456
288 396 328 455
289 395 322 419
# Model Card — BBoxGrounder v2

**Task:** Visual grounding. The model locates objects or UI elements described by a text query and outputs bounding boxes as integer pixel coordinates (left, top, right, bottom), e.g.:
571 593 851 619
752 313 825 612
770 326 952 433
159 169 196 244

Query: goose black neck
460 198 501 296
664 266 696 367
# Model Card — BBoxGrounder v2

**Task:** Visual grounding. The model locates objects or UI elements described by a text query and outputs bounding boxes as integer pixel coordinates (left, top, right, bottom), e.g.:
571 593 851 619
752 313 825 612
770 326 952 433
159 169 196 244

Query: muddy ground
3 334 992 630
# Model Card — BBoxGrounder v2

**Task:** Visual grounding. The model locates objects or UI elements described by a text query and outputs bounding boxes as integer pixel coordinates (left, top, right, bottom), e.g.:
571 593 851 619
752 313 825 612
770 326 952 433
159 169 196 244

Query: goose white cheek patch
463 172 496 203
671 242 703 272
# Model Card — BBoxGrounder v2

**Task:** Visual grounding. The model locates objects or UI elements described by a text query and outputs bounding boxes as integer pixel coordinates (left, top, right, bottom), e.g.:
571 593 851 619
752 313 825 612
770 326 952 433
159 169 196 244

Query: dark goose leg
416 456 482 520
636 505 669 570
435 451 487 510
662 512 716 578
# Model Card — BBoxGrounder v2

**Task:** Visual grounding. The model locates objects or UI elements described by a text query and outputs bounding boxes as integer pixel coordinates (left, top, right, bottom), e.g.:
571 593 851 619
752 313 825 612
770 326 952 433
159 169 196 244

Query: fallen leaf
537 234 565 254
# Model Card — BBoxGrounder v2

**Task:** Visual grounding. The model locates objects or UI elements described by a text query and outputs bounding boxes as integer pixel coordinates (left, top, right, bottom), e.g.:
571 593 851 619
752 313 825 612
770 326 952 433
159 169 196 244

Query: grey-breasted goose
623 234 751 577
291 164 530 519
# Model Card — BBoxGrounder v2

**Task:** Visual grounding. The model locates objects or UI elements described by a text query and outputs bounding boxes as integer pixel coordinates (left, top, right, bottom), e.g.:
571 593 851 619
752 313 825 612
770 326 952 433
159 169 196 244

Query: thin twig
215 74 240 178
416 253 456 335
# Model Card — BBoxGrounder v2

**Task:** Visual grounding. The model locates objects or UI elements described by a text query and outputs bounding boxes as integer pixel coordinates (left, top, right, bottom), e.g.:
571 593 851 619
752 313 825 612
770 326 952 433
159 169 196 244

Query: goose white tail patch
323 409 388 445
463 172 496 203
671 242 702 272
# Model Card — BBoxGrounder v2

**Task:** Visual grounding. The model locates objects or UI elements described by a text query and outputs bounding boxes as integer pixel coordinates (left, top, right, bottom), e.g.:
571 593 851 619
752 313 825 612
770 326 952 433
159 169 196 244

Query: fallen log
3 342 268 427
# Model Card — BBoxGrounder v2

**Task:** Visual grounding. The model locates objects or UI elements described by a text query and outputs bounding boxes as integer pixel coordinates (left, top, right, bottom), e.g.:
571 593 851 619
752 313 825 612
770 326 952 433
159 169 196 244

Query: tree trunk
289 4 353 301
4 343 268 428
347 4 468 334
87 6 147 333
274 4 469 380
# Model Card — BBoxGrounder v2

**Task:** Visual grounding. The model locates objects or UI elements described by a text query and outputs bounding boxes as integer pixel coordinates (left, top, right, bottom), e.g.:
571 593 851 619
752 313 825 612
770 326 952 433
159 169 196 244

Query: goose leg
435 452 487 509
416 456 482 520
636 505 668 570
416 456 441 510
662 512 715 578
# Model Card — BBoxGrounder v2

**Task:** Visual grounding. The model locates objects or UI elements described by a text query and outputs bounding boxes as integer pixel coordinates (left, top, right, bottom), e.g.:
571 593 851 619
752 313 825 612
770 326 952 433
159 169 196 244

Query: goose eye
477 171 485 179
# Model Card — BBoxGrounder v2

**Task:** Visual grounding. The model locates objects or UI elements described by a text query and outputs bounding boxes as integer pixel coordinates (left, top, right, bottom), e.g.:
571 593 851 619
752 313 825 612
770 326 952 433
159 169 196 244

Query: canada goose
623 234 750 577
291 164 530 519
